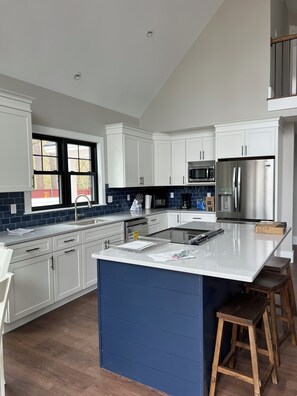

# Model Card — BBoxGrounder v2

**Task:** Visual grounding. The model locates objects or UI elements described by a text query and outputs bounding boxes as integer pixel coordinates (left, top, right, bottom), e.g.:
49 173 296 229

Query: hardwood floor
3 256 297 395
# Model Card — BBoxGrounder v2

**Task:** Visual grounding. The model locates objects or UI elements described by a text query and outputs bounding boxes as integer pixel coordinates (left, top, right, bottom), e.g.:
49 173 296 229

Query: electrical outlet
107 196 113 203
10 204 17 214
170 192 174 199
127 194 130 201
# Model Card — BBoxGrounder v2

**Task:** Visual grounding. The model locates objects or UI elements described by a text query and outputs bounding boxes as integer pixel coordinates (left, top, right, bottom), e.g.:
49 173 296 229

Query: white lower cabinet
82 222 124 288
53 245 83 301
168 212 181 227
180 212 216 225
7 253 54 323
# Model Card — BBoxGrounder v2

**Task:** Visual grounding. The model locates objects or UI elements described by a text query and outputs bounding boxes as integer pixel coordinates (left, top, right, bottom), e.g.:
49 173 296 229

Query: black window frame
32 134 98 211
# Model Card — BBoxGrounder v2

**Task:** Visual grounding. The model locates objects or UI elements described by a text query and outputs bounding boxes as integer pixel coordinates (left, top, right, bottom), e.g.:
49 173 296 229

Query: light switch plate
10 204 17 214
107 196 113 203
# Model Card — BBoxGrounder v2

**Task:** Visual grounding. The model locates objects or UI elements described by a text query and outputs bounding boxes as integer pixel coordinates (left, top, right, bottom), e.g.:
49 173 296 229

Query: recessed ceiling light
73 72 82 80
146 29 153 38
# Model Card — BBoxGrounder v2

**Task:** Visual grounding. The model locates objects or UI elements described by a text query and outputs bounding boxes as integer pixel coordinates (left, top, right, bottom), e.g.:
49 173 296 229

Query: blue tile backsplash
0 185 215 232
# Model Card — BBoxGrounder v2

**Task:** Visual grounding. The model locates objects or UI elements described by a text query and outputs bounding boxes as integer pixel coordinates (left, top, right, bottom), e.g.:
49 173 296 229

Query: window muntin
32 135 98 210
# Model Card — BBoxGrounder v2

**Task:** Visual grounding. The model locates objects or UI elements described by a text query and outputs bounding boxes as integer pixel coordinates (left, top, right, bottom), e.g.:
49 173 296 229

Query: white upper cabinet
171 139 186 185
154 137 186 186
0 90 34 192
154 139 172 186
186 135 215 162
106 123 154 188
215 120 277 159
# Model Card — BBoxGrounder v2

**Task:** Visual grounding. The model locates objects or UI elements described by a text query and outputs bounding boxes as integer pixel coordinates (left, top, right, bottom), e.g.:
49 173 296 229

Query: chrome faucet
74 194 92 222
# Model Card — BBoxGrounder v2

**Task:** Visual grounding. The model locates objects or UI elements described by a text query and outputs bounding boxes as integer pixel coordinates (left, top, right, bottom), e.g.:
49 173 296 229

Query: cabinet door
53 245 82 301
159 213 168 231
245 128 275 157
139 139 153 186
7 254 54 322
154 140 171 186
82 234 124 289
186 137 203 161
0 105 33 192
167 213 180 227
216 130 244 159
202 136 215 161
124 135 139 187
171 140 186 185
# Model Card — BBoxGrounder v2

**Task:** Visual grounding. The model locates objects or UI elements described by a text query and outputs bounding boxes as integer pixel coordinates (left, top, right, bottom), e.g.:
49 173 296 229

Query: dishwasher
124 217 149 241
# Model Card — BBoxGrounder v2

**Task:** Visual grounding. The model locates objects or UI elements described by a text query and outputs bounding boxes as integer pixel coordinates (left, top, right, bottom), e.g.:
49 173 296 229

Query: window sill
24 202 107 215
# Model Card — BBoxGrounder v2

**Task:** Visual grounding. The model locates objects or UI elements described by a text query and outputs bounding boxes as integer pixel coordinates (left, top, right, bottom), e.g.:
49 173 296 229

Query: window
32 134 98 210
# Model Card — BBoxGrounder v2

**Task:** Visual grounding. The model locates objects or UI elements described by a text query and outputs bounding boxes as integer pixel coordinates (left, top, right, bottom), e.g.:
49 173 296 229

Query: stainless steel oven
188 161 215 183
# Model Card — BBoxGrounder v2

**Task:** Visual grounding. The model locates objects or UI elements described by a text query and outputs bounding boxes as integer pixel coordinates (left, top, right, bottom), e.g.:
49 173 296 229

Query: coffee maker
181 193 191 209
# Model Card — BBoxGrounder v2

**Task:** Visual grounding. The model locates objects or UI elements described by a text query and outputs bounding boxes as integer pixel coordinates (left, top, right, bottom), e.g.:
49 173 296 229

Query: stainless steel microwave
188 161 215 183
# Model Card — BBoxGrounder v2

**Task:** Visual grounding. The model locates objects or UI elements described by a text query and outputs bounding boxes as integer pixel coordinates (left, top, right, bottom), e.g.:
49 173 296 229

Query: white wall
140 0 271 132
270 0 289 37
0 74 138 137
277 122 294 258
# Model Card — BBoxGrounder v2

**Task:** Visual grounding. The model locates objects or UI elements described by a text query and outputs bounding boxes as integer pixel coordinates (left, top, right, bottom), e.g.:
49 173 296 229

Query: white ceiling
0 0 223 118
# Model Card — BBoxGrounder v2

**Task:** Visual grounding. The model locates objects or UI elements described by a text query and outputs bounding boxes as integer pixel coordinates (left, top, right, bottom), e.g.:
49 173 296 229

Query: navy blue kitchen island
97 259 241 395
94 222 290 395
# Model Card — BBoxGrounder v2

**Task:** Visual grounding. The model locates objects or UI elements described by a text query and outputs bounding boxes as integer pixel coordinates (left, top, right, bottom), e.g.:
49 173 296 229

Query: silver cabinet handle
104 240 110 249
139 176 144 185
203 151 205 160
64 238 75 243
150 219 157 222
64 248 75 254
177 214 180 223
50 256 54 270
193 217 202 220
26 247 40 253
200 151 202 160
241 145 244 156
245 145 247 156
183 176 185 184
169 176 172 184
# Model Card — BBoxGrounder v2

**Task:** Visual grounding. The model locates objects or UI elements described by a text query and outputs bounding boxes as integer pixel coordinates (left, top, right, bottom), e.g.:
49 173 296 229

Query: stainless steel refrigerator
216 158 274 221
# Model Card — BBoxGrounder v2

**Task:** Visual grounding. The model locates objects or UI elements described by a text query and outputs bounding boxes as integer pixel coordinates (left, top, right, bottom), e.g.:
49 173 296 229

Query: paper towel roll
145 195 152 209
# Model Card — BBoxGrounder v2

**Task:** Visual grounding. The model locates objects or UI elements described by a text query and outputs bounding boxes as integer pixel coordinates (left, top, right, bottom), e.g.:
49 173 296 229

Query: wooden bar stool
246 272 297 367
264 256 297 316
209 293 277 396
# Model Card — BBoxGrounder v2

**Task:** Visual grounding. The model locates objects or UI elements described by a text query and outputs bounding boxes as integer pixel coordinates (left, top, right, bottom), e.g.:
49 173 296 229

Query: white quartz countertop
92 222 291 282
0 209 212 246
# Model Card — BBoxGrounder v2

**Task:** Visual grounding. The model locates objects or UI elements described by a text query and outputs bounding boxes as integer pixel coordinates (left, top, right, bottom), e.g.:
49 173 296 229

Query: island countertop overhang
92 222 291 282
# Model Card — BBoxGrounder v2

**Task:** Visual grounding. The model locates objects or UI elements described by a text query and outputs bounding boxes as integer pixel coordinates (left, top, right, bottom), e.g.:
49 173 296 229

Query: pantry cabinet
171 139 186 185
215 120 277 159
0 90 34 192
106 123 154 187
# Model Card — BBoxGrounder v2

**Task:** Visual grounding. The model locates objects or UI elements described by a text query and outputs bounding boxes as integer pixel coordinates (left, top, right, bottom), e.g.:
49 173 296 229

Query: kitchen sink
69 218 108 226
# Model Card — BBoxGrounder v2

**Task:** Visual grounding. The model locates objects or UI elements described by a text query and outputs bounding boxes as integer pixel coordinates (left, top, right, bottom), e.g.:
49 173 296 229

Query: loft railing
270 33 297 99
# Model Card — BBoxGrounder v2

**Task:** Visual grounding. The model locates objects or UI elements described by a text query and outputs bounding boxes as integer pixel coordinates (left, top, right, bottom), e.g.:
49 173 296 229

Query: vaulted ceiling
0 0 224 118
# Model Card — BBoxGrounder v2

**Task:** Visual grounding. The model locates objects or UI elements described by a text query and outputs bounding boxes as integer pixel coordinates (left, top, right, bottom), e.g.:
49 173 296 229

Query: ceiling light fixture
146 29 153 38
73 72 82 80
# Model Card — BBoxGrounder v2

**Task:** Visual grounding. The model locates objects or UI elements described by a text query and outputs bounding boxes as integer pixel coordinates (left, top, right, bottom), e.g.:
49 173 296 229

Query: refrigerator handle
238 166 241 211
232 167 237 210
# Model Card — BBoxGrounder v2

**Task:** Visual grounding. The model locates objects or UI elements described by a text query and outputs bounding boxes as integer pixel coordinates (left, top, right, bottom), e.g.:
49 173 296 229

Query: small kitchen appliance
181 193 191 209
188 161 215 183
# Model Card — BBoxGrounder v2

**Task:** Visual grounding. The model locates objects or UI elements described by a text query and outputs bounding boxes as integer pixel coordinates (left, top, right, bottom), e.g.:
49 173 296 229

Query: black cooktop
148 227 224 246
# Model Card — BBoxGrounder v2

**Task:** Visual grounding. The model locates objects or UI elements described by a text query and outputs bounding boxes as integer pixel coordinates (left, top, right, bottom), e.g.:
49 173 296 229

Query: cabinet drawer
180 212 216 224
53 232 81 251
82 222 124 243
10 238 53 263
147 215 160 225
